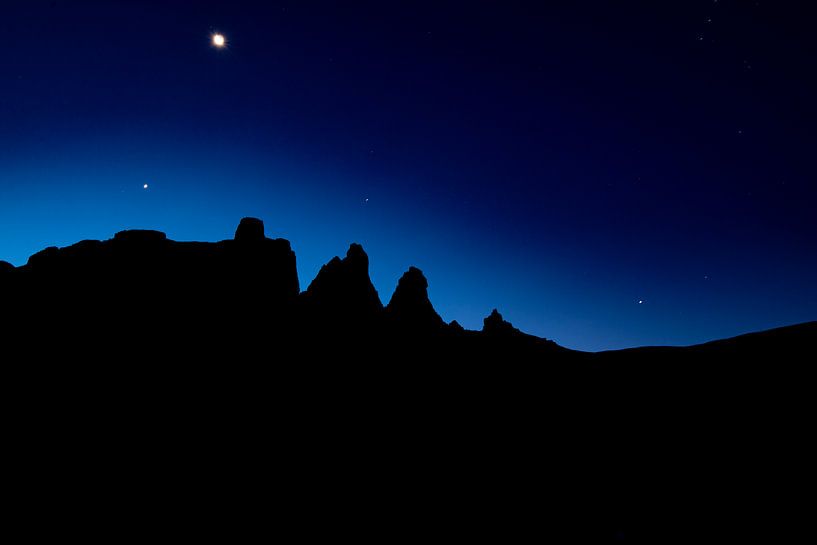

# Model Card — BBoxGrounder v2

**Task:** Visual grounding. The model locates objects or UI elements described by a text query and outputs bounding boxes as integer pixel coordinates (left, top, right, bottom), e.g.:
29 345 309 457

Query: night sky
2 0 816 350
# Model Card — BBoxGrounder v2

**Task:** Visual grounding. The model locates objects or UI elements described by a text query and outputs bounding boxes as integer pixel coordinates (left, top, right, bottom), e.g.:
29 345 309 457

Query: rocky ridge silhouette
1 217 815 541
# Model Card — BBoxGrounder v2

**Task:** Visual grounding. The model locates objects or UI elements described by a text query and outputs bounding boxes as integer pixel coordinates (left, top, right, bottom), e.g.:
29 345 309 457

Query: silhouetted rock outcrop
385 266 445 331
301 243 382 329
225 218 299 303
0 260 13 273
6 218 299 345
482 308 521 336
234 217 266 242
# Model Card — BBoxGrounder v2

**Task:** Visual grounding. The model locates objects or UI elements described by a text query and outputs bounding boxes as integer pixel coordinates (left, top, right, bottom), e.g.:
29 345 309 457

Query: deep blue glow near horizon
2 1 816 350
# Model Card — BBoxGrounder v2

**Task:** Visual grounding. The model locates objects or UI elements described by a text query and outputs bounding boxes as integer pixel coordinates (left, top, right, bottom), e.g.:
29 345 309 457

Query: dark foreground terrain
2 218 814 541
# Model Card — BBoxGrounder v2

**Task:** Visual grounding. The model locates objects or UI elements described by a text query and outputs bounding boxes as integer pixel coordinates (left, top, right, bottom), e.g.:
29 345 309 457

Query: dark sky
2 0 816 350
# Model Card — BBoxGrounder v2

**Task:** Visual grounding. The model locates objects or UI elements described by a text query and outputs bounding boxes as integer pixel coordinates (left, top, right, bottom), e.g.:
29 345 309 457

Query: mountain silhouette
1 217 814 541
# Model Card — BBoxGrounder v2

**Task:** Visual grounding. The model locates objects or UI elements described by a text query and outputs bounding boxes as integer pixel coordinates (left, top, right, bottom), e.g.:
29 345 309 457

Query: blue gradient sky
2 0 816 350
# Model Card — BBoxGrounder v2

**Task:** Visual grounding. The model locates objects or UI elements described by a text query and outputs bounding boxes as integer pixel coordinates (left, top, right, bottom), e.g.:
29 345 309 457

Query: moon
212 33 226 48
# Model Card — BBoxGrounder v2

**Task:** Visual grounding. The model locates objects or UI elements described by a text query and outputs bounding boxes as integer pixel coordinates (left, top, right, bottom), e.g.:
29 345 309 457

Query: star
212 33 226 48
638 300 644 305
143 183 149 189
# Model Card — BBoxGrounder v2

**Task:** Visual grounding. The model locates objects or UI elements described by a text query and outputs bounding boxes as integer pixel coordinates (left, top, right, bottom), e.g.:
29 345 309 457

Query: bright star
212 33 226 48
143 183 149 189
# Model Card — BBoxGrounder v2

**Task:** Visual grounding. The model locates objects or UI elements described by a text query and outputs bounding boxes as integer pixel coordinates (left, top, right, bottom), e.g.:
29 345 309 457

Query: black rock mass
1 218 814 541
